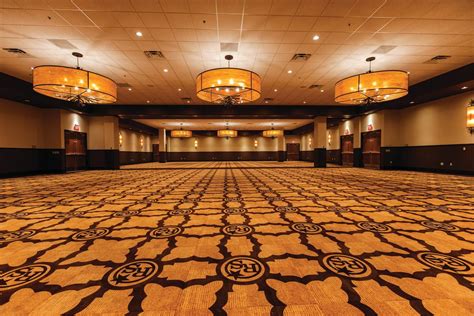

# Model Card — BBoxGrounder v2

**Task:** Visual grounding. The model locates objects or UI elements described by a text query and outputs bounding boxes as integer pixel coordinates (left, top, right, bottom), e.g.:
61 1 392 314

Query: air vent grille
220 42 239 52
308 84 323 89
144 50 165 59
424 55 451 64
371 45 396 54
117 83 132 88
2 48 29 57
291 53 311 61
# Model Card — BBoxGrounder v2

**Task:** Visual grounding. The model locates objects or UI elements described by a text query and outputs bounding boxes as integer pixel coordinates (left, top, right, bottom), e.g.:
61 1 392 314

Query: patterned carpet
0 163 473 315
121 161 318 169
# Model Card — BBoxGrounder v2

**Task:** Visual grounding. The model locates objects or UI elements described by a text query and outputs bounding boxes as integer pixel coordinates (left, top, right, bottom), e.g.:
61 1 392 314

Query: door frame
361 130 381 169
340 134 354 166
64 130 88 171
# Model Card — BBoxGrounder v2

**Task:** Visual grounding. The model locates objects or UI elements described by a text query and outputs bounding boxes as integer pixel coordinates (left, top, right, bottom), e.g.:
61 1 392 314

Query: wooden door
362 130 381 169
152 144 160 162
65 130 87 171
340 135 354 166
286 143 300 161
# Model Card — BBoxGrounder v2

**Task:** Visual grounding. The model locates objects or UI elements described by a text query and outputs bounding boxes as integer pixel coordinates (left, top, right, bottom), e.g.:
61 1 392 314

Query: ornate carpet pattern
0 164 473 315
121 161 316 169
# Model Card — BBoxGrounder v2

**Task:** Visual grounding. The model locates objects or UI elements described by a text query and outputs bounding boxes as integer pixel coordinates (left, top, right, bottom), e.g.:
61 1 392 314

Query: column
313 116 327 168
159 128 167 163
352 117 362 167
277 134 285 162
88 116 120 169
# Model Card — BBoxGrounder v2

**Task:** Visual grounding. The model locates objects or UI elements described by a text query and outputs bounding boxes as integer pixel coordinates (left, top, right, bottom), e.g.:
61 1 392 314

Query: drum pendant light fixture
334 57 408 105
196 55 261 106
171 123 192 138
263 123 284 138
33 52 117 105
217 122 238 139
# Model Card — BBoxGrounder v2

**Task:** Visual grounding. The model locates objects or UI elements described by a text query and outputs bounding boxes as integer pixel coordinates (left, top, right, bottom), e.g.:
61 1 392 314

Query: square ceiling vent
371 45 397 54
47 39 77 49
291 53 311 61
2 48 30 57
144 51 165 59
220 42 239 52
424 55 451 64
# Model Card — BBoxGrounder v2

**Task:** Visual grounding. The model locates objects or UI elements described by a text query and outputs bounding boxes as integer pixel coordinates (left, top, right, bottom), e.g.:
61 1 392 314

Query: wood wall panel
120 151 153 165
381 144 473 175
0 148 65 176
168 151 278 161
326 149 341 164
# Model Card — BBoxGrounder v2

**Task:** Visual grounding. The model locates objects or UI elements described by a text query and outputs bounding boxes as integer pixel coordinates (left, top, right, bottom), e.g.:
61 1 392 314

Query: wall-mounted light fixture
328 133 332 145
308 137 312 149
140 136 144 148
467 99 474 134
254 139 258 148
119 132 123 147
194 139 198 149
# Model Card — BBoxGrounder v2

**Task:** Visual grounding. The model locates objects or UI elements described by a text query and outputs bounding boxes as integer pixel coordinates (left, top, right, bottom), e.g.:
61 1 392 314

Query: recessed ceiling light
320 89 324 92
461 86 468 90
287 70 293 74
407 71 410 74
30 66 34 70
265 100 269 103
128 88 132 91
136 31 143 37
186 100 190 103
178 88 182 91
312 34 320 41
410 101 414 104
274 88 278 92
303 101 306 104
146 100 150 103
163 68 169 72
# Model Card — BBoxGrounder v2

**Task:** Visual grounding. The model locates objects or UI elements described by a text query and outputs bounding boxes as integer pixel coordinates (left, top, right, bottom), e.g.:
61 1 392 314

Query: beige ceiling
0 0 472 106
135 118 313 130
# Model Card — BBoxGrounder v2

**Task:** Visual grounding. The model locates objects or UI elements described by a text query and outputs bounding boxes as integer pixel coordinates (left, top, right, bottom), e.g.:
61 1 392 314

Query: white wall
326 127 340 150
119 128 152 152
169 135 279 152
337 92 473 148
0 99 62 148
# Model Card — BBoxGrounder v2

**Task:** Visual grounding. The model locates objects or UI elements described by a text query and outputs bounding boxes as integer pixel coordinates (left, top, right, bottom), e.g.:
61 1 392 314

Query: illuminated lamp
33 52 117 105
335 57 408 105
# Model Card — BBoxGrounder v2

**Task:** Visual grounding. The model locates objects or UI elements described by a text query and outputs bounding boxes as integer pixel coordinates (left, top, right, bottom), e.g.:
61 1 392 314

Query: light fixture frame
334 57 408 105
32 53 117 105
196 55 261 105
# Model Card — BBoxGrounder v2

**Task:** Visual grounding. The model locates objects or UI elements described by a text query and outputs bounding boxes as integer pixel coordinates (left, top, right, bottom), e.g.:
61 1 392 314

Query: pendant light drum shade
171 130 192 138
33 66 117 104
217 129 238 138
196 67 261 104
335 70 408 104
262 129 284 138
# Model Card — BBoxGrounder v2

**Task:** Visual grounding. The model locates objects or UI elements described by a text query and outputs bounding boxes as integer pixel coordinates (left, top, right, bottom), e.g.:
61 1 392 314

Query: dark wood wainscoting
286 143 300 161
381 144 474 175
300 150 314 162
362 130 381 169
168 151 278 161
88 150 120 169
120 151 153 165
341 134 354 166
0 148 65 177
326 149 341 164
152 144 160 162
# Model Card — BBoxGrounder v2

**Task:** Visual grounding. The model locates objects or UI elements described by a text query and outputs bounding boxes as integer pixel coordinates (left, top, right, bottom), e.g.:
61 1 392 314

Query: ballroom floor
0 163 473 315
